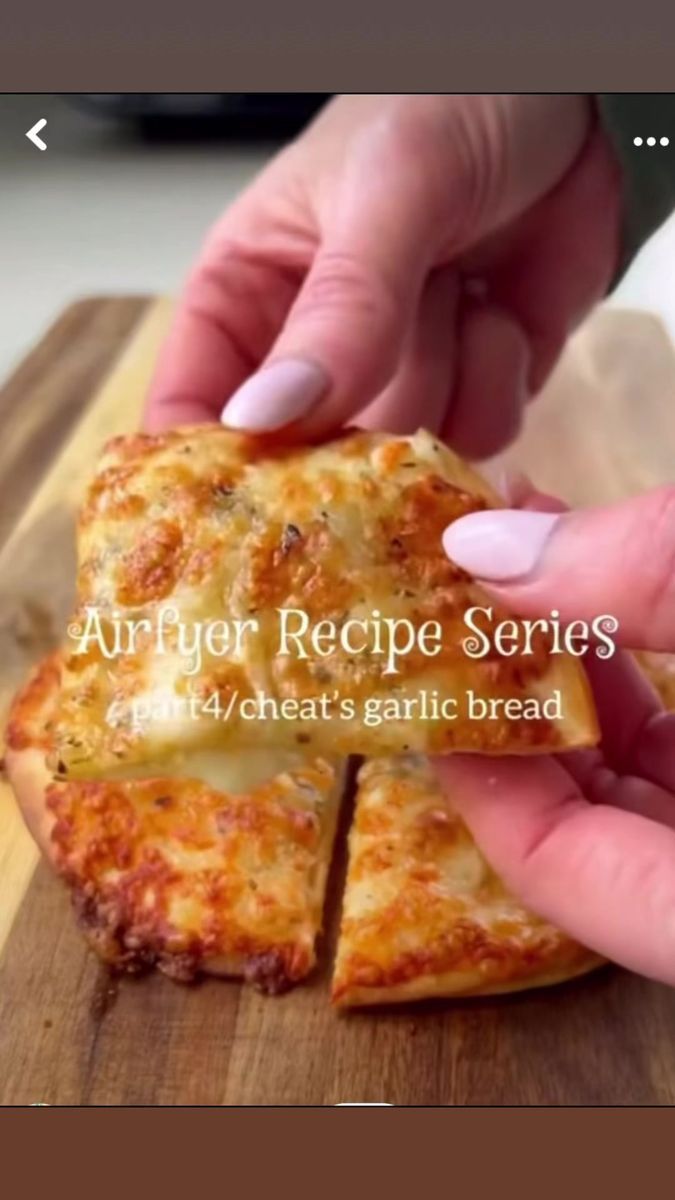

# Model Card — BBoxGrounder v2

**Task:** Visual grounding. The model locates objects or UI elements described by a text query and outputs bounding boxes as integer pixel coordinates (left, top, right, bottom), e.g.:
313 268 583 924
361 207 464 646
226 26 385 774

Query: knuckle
641 487 675 637
295 251 399 330
361 96 511 244
647 484 675 529
645 486 675 566
445 98 511 237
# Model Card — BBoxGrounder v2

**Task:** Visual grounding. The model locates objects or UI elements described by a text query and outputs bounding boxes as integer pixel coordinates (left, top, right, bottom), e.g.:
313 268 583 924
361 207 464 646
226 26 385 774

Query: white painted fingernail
442 510 561 581
221 360 329 432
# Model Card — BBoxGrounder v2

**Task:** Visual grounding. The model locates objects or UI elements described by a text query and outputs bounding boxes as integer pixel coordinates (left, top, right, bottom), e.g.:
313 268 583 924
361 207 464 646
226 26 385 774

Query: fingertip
441 509 561 582
220 358 330 433
143 393 215 433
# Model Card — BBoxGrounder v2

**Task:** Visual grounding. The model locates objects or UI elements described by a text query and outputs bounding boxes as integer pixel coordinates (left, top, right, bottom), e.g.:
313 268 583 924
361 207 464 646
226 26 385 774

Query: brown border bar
1 1108 674 1186
2 6 675 91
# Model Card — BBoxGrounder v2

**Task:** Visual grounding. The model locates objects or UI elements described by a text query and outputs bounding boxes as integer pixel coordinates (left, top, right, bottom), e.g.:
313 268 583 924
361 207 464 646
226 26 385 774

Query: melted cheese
332 756 602 1006
6 654 345 991
54 426 597 778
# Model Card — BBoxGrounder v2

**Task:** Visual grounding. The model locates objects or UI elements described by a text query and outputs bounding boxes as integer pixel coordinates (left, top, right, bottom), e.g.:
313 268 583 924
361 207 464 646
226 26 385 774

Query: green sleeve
597 94 675 282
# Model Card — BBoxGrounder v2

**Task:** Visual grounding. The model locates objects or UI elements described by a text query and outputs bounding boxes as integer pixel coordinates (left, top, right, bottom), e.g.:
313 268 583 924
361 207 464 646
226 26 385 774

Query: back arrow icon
26 119 47 151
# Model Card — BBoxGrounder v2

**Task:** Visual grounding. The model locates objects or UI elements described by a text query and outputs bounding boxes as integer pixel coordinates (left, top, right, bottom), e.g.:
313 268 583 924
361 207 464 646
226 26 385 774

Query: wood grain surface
2 298 675 1106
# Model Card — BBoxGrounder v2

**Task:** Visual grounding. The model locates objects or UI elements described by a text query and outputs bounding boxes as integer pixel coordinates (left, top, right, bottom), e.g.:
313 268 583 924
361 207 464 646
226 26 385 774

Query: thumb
221 160 440 436
222 95 592 438
442 486 675 650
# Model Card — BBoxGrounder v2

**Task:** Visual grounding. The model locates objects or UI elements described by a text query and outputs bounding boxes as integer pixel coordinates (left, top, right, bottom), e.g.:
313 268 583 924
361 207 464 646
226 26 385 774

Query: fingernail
221 359 329 432
442 510 561 581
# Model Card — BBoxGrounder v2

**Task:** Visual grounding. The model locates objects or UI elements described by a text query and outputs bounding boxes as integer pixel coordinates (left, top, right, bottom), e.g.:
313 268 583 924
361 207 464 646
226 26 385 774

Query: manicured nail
442 510 561 581
221 359 329 432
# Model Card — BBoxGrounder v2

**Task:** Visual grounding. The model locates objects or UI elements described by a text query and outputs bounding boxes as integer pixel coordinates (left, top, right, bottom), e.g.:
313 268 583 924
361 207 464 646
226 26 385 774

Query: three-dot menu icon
633 136 669 147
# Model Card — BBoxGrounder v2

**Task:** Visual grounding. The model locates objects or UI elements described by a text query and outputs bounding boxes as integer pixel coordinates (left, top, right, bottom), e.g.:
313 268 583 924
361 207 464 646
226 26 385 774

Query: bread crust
635 650 675 710
8 660 602 1005
332 756 603 1007
6 655 343 991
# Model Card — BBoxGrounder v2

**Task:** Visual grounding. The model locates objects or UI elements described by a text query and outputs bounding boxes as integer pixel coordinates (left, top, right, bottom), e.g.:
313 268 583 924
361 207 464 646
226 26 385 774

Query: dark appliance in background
67 94 330 141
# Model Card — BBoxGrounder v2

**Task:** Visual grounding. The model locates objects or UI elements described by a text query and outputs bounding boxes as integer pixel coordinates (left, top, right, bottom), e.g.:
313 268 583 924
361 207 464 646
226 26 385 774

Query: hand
146 94 620 458
440 484 675 985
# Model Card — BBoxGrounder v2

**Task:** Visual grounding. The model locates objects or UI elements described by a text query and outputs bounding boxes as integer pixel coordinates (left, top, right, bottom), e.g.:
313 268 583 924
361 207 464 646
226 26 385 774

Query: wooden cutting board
2 296 675 1106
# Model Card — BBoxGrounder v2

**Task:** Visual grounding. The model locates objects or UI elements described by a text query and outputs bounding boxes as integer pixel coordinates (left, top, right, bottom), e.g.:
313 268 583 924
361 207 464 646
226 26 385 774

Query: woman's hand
440 484 675 985
146 94 620 458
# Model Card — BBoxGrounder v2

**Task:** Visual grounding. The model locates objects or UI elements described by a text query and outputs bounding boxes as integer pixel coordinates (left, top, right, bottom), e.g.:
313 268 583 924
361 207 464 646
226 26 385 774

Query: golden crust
332 756 602 1007
635 651 675 710
8 658 600 1005
6 656 343 991
54 426 597 778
